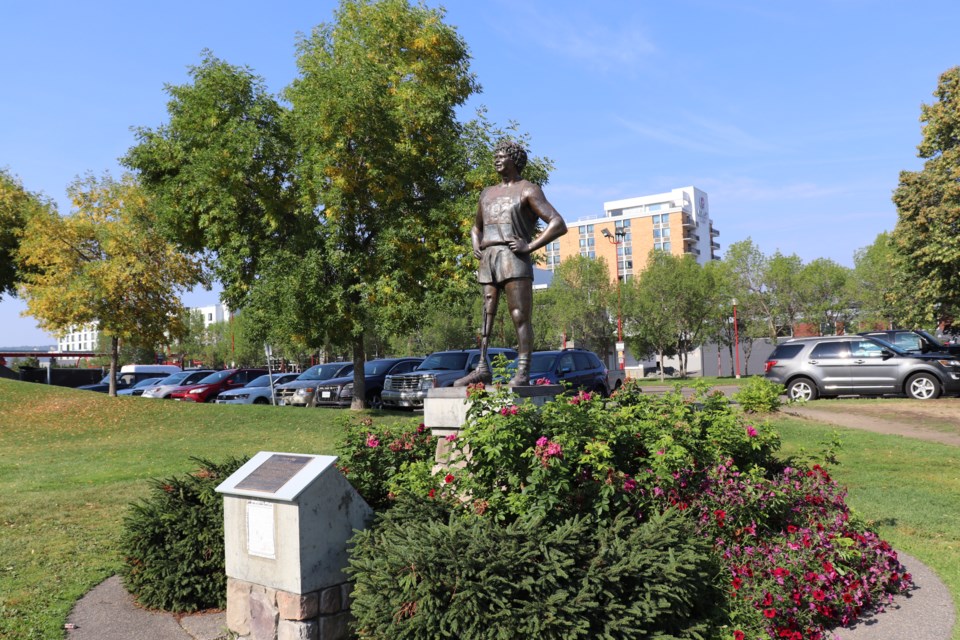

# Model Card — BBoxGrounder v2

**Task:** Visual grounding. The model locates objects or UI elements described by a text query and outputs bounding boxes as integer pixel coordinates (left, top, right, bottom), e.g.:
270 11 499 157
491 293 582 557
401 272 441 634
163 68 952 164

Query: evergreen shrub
119 456 248 611
348 498 724 639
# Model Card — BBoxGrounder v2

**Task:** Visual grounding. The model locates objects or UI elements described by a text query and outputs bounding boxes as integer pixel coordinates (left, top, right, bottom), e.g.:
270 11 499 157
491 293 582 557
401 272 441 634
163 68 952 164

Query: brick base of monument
227 578 353 640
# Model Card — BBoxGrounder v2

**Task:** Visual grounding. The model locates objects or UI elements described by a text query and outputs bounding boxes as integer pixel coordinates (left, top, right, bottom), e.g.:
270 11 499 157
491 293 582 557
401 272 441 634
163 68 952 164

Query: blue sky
2 0 957 346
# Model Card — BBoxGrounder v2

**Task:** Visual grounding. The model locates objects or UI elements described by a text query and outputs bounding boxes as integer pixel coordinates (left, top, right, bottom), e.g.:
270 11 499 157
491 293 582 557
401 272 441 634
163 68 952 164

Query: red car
168 368 268 403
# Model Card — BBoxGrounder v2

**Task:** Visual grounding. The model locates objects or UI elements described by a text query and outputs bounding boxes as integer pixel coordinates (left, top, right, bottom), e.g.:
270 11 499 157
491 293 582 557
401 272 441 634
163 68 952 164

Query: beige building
543 186 719 282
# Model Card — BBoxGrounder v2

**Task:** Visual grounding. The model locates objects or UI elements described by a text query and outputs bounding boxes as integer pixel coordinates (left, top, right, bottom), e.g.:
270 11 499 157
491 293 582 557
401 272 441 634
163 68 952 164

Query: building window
579 224 594 235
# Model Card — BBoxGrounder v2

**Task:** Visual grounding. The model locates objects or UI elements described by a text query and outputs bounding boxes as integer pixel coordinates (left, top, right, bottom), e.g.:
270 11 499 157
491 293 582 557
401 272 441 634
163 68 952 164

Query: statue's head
494 138 528 175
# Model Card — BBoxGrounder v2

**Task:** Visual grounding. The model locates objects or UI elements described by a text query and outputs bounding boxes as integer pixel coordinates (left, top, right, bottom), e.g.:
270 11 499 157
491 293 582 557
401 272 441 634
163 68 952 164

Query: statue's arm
512 184 567 254
471 194 485 259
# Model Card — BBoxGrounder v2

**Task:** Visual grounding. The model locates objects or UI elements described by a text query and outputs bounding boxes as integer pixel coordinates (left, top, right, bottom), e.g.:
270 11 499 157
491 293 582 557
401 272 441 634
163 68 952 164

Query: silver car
764 335 960 401
214 373 300 405
140 369 216 398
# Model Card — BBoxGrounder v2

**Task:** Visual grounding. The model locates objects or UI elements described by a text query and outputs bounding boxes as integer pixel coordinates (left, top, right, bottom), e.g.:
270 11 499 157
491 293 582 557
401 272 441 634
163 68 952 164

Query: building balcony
711 241 720 250
681 214 695 228
684 247 701 256
710 227 719 237
684 231 699 242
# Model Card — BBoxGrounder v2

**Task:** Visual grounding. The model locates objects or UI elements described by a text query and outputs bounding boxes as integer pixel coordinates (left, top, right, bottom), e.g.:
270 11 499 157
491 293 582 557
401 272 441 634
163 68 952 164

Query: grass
2 379 959 638
0 379 418 640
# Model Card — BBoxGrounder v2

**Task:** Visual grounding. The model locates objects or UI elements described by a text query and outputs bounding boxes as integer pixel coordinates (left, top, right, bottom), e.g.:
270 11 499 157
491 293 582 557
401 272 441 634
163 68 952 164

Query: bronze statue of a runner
455 139 568 387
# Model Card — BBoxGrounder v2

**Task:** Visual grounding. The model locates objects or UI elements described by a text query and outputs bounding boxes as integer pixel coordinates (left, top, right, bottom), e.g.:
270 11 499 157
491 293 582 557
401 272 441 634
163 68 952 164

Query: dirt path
783 404 960 447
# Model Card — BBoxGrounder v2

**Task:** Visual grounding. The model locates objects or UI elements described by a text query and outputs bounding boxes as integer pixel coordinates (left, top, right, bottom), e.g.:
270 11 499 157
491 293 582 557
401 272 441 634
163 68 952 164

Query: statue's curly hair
494 138 528 174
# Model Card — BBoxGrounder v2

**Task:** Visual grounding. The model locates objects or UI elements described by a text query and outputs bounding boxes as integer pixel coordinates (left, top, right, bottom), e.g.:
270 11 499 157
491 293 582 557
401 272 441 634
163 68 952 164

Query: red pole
733 301 741 379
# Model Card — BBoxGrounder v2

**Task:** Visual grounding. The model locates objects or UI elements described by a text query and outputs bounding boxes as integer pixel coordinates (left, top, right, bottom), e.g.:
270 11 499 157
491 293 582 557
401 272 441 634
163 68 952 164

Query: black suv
764 335 960 401
858 329 960 356
528 349 610 396
381 348 517 409
314 357 425 409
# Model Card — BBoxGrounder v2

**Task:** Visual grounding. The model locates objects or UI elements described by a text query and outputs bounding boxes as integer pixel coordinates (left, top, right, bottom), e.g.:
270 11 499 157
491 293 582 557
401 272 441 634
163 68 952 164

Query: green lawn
2 379 958 639
0 379 418 640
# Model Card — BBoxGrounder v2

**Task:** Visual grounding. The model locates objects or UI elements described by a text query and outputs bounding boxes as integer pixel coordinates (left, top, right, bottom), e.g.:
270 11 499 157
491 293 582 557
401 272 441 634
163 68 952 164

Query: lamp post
732 298 741 379
602 228 626 370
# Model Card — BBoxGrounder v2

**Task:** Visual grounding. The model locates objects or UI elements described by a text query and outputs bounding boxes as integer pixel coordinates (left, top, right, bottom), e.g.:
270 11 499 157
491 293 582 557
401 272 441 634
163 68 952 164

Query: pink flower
500 405 519 416
746 426 759 437
534 377 552 385
366 434 380 448
536 436 549 447
445 433 457 442
545 442 562 457
623 477 637 492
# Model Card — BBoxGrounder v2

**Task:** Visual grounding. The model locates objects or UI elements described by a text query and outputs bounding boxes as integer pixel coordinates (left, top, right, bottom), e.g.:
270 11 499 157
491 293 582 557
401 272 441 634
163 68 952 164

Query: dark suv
764 335 960 401
858 329 960 356
314 357 425 409
528 349 610 396
381 348 517 409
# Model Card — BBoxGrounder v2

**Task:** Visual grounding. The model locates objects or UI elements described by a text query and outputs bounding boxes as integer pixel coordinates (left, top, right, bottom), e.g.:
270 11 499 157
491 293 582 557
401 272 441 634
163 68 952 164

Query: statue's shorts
477 244 533 285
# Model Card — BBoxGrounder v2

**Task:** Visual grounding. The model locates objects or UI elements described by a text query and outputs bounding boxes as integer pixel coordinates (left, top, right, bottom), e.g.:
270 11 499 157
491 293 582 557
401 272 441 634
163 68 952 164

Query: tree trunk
350 334 366 411
109 336 119 397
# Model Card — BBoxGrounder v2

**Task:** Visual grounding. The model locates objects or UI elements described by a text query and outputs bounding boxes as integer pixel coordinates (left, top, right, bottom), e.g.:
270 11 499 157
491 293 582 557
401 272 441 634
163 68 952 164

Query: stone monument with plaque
216 452 372 640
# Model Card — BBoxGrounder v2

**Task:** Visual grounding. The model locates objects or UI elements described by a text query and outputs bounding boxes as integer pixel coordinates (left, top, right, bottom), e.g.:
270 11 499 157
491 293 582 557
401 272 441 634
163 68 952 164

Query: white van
120 364 182 377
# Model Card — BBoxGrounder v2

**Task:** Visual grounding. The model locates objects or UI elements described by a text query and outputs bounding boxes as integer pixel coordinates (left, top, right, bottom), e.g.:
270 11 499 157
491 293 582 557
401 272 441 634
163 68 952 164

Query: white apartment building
543 186 720 282
56 303 231 352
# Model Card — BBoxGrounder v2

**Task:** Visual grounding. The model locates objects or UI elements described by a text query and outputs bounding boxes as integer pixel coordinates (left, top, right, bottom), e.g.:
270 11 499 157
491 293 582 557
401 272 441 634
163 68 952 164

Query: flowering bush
338 382 912 639
335 416 435 510
733 376 786 414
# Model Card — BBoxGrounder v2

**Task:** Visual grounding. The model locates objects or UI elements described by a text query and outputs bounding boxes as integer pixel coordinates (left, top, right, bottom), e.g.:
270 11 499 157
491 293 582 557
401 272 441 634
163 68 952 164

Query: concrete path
66 576 227 640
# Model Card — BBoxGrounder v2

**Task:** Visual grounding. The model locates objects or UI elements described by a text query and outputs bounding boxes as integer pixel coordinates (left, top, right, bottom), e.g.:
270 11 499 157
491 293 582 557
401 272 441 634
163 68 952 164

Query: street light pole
732 298 741 379
602 228 626 370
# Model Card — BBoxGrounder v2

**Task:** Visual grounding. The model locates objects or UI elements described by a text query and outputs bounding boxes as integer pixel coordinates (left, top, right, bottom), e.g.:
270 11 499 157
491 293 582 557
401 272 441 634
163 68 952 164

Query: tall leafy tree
0 169 52 299
722 239 778 343
123 53 300 310
892 66 960 325
285 0 478 407
15 174 204 394
541 255 615 364
798 258 855 335
624 252 721 378
853 232 901 329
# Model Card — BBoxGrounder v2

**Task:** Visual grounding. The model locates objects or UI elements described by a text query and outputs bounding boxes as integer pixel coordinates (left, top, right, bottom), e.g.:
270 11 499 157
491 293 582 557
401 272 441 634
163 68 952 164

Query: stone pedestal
425 385 563 465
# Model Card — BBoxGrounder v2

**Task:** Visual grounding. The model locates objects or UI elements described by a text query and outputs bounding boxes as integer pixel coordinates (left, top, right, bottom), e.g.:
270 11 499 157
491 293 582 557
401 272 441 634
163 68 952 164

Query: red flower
444 473 455 483
428 489 435 498
764 608 777 618
733 631 745 640
732 577 743 590
813 589 826 601
762 592 773 606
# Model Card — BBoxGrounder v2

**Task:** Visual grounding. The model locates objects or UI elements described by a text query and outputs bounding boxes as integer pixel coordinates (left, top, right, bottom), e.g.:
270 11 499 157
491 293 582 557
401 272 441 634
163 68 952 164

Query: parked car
214 372 300 405
858 329 960 356
274 362 354 407
168 368 268 403
528 349 610 396
314 357 425 409
763 335 960 401
116 376 169 397
381 348 518 410
141 369 216 398
75 364 183 393
643 364 677 378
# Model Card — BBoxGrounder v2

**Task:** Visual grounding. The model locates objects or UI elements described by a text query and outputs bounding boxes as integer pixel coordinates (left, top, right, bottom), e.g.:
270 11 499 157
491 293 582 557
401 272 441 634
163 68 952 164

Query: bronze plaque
235 454 313 494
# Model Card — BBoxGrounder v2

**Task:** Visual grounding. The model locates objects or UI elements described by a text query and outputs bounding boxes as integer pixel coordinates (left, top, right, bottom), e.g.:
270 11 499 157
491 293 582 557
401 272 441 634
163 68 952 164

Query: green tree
284 0 478 407
853 232 901 329
15 173 204 394
798 258 855 335
540 255 615 364
624 252 720 378
892 66 960 326
123 53 299 309
0 169 52 299
766 251 806 337
722 239 778 344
